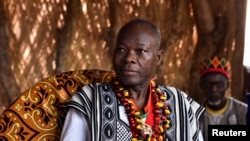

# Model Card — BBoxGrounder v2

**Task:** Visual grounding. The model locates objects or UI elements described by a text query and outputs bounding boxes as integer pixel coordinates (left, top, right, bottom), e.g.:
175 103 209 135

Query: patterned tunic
60 82 205 141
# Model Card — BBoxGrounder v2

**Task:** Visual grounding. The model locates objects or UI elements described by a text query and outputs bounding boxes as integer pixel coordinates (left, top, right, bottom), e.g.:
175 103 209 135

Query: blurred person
60 18 205 141
199 56 247 141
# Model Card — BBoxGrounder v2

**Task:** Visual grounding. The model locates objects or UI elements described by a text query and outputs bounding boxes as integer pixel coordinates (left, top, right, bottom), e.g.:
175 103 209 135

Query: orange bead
155 102 164 108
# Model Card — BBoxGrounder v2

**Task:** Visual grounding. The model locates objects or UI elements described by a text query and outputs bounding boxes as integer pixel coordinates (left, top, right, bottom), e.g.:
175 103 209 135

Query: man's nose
124 51 136 63
211 84 220 91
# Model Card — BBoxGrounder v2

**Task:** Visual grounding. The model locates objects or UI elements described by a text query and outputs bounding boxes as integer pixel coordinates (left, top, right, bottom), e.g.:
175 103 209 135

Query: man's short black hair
117 18 161 43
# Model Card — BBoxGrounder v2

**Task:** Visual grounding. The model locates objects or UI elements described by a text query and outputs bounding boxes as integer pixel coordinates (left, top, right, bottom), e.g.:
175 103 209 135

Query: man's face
200 73 228 104
112 24 162 87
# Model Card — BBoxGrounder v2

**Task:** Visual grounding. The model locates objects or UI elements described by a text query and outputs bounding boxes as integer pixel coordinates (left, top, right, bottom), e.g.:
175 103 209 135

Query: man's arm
60 108 90 141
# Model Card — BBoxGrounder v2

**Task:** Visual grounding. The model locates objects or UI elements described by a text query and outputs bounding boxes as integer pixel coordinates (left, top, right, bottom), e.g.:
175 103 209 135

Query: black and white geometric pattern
66 82 205 141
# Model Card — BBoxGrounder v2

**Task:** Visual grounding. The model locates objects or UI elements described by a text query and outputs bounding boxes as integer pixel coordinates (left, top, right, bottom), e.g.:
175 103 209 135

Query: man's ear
226 79 230 88
156 49 163 65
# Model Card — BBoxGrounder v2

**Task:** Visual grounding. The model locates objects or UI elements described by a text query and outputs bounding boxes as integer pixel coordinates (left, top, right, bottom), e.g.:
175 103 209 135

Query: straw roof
0 0 247 113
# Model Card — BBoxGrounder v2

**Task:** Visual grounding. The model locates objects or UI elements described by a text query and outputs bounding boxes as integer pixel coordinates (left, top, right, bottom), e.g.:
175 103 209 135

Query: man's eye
136 49 147 54
202 81 226 89
116 47 126 53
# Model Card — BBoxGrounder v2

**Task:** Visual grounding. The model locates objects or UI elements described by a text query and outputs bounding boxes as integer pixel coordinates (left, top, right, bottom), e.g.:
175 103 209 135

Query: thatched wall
0 0 247 113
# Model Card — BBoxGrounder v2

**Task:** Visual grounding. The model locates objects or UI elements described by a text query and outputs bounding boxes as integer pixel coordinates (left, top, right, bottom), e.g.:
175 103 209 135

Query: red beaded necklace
113 78 171 141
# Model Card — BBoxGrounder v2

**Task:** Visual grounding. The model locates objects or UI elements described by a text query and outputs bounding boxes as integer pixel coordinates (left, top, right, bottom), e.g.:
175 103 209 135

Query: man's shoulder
83 81 112 87
158 85 190 100
229 97 247 107
158 85 178 95
158 85 175 91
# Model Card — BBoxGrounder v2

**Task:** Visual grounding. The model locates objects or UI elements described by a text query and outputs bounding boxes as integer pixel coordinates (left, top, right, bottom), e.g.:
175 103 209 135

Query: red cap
200 56 231 78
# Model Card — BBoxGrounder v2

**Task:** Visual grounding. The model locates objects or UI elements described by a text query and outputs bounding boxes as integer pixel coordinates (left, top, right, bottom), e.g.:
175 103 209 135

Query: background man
199 56 247 141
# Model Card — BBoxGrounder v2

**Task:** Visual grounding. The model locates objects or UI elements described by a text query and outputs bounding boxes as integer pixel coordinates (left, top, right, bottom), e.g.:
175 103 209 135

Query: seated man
60 18 205 141
199 56 247 141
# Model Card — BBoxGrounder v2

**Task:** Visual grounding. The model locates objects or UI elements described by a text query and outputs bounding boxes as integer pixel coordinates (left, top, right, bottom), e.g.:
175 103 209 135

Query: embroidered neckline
112 77 171 141
205 99 229 115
